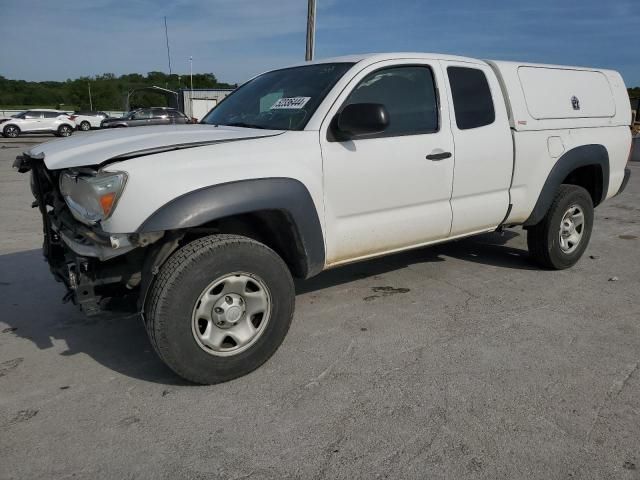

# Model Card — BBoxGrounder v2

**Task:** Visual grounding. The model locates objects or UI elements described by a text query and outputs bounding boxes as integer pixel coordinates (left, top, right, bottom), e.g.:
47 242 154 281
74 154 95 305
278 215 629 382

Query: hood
26 124 284 170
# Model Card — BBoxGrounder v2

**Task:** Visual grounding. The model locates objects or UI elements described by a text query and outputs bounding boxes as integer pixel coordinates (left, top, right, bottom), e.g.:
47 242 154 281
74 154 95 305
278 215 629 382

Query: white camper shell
487 61 631 131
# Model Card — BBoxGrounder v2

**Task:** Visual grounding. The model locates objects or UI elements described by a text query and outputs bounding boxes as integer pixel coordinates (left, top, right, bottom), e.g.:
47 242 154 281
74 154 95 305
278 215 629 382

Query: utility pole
164 16 172 76
305 0 316 61
190 56 194 91
88 82 93 110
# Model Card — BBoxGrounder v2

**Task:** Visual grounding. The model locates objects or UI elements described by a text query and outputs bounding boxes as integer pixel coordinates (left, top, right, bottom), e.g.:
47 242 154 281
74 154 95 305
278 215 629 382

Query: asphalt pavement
1 133 639 479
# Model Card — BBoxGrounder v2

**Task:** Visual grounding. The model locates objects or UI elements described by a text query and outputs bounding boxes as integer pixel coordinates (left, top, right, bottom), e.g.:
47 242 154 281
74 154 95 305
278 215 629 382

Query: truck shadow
0 231 532 384
297 230 535 294
0 249 190 386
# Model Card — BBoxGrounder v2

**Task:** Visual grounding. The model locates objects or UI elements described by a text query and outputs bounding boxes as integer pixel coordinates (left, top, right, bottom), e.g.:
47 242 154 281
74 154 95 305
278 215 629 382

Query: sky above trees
1 0 638 87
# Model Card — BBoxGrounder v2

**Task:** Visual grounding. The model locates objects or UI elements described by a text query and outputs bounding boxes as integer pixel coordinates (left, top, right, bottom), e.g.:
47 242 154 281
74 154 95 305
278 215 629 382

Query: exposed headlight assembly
59 170 127 225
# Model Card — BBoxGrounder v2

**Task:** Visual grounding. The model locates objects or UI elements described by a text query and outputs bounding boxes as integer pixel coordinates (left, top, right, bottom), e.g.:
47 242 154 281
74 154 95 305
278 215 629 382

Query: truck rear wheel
145 234 295 384
527 184 593 270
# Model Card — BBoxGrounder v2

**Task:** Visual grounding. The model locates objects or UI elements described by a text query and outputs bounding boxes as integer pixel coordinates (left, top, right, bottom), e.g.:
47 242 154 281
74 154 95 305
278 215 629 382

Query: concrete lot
0 133 639 479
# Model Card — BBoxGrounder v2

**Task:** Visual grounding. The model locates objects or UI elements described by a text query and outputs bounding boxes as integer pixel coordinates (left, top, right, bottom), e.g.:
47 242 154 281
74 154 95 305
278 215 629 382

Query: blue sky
1 0 639 86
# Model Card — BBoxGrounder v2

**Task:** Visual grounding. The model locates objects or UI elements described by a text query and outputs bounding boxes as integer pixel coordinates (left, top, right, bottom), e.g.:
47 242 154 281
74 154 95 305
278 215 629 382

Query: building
179 88 235 122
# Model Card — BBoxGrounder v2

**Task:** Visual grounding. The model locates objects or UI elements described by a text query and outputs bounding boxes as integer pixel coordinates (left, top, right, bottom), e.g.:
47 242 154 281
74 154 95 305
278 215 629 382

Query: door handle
426 151 452 161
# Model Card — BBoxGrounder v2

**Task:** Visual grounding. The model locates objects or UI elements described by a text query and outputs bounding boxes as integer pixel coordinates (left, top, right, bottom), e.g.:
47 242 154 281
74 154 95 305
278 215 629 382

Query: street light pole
305 0 316 61
88 82 93 110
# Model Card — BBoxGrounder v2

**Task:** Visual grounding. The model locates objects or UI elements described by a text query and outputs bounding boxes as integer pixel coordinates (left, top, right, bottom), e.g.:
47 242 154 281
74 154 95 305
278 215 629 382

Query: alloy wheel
4 126 19 138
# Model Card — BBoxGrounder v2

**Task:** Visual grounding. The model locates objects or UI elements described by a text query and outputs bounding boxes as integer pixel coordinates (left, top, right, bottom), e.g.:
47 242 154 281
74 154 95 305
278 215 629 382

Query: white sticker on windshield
270 97 311 110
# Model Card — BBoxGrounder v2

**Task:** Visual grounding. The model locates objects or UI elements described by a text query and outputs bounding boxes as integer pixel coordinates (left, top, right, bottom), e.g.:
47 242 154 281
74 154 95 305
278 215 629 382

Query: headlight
59 170 127 225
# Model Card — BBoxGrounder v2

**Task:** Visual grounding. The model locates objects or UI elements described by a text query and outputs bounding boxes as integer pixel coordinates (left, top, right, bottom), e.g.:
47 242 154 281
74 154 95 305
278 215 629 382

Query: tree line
0 72 236 111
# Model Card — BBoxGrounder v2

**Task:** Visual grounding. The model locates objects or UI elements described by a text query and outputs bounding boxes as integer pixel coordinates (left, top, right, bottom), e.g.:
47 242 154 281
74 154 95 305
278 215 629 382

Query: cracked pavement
1 135 639 479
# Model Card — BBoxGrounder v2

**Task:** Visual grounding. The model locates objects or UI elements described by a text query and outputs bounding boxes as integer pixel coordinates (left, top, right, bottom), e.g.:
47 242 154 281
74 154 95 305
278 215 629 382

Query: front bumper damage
14 154 162 316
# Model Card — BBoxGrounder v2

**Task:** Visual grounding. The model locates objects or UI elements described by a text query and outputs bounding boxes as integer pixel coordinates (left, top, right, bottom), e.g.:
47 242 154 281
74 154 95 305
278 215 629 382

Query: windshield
12 112 25 119
202 63 354 131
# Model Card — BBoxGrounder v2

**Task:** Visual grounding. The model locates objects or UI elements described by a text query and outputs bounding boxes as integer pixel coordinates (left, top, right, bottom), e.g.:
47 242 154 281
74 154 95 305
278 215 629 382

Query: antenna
164 16 172 76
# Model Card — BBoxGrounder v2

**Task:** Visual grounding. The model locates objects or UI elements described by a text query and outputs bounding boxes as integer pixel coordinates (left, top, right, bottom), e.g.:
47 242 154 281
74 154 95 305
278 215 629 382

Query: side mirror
335 103 389 138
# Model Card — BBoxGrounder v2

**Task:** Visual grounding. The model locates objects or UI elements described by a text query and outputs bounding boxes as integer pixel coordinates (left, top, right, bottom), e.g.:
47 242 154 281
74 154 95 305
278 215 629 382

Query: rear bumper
614 168 631 197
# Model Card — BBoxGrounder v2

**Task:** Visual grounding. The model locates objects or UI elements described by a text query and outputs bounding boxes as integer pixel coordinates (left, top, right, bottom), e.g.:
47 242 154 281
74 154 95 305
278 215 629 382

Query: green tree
0 72 235 110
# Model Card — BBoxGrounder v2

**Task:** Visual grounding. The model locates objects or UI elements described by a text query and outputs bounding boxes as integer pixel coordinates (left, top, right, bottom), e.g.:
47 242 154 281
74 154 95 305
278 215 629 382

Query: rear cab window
447 67 495 130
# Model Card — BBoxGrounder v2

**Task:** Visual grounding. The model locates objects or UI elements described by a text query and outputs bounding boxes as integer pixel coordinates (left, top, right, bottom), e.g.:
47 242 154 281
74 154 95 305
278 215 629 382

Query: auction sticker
270 97 311 109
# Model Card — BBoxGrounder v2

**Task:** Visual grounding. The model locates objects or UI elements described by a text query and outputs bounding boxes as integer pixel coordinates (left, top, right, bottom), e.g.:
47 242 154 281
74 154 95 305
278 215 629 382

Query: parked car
1 109 75 137
100 107 191 128
70 111 109 131
14 53 632 384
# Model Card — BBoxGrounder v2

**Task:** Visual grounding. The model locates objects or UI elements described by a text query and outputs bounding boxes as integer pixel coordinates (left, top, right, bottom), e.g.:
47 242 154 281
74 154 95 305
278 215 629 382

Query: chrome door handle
426 151 452 161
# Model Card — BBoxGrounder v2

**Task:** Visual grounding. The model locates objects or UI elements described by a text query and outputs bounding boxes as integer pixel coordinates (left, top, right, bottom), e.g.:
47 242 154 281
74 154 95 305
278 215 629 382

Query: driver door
21 111 43 132
320 60 455 265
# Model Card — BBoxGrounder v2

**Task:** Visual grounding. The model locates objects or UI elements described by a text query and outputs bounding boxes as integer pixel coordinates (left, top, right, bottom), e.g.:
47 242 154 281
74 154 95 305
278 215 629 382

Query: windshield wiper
218 122 271 130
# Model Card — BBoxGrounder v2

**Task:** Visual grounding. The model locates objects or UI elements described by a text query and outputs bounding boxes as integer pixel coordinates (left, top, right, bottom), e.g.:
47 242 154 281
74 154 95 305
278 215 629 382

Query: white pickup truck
15 53 632 384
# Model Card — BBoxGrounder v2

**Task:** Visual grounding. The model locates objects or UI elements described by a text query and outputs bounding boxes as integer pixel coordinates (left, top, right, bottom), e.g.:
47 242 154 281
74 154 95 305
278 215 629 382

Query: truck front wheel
145 234 295 384
527 184 594 270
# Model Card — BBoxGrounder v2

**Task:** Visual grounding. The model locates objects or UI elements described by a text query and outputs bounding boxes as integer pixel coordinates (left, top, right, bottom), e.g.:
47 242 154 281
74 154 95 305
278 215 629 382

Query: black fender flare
523 144 609 226
137 178 325 278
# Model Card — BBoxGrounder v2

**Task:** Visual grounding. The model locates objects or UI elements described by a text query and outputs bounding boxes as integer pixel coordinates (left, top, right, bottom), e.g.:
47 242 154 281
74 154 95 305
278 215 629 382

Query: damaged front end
14 154 165 316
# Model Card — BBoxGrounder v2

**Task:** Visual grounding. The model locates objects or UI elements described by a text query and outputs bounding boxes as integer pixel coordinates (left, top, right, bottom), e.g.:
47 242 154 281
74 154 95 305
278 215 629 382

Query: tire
145 234 295 384
3 124 20 138
527 184 594 270
57 124 73 137
79 121 91 131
